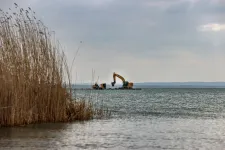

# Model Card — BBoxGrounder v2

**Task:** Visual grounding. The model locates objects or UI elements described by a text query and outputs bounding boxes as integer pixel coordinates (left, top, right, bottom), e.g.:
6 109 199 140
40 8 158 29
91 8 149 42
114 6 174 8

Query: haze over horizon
1 0 225 84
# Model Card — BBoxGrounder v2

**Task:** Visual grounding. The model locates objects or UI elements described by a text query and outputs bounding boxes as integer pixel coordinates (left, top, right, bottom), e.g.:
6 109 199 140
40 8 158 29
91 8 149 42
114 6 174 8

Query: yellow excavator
111 72 133 89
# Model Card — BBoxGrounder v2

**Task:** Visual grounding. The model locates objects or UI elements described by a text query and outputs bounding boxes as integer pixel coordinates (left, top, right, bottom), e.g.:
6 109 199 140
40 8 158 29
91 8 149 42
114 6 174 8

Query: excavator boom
111 72 125 86
111 72 133 89
113 73 125 82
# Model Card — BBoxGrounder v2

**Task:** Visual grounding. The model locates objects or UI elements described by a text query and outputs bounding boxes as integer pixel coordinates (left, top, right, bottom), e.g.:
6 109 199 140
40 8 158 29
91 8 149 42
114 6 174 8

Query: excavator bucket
111 82 115 86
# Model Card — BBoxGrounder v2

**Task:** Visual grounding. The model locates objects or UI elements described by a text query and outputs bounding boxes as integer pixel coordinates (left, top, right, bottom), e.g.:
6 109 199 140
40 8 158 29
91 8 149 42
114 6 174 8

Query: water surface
1 88 225 149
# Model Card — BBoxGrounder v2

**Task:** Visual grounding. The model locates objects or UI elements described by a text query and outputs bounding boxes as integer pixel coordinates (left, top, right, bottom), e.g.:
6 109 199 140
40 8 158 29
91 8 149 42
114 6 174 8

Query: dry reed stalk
0 4 93 127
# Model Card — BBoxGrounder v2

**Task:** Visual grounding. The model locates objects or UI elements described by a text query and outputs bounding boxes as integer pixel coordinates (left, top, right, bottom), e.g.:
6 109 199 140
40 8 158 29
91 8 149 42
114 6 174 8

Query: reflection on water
1 117 225 150
0 123 69 149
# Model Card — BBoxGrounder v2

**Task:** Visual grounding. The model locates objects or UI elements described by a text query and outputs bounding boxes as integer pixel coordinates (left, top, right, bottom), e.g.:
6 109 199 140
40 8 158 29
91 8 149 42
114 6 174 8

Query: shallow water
1 88 225 149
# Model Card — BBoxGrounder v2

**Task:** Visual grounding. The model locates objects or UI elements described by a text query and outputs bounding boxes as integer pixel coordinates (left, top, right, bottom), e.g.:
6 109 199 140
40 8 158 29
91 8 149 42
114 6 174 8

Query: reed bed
0 4 95 127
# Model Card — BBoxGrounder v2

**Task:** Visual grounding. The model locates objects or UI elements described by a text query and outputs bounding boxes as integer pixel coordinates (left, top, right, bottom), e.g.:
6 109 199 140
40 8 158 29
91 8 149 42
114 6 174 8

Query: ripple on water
1 88 225 149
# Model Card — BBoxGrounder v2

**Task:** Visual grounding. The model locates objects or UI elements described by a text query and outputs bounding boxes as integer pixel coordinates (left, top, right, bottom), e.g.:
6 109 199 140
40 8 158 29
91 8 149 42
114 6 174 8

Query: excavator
111 72 133 89
92 76 106 90
92 82 106 90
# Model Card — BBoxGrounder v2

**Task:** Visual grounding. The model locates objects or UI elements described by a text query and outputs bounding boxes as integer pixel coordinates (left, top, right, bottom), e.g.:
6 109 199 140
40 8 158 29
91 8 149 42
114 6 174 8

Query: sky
1 0 225 84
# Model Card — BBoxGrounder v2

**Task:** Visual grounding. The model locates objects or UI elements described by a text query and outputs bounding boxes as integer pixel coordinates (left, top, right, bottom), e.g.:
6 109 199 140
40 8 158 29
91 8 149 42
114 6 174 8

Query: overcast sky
1 0 225 83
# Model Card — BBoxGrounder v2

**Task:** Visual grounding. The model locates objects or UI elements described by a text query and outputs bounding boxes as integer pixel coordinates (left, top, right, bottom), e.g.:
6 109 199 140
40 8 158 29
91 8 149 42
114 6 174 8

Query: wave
108 109 225 119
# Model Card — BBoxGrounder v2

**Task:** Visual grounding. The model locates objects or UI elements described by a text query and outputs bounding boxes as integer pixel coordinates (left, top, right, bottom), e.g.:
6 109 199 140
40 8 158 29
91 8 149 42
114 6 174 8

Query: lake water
1 88 225 149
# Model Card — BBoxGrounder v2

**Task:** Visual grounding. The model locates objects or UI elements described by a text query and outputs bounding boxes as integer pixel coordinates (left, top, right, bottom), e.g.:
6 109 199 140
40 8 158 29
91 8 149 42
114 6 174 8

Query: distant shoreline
72 82 225 89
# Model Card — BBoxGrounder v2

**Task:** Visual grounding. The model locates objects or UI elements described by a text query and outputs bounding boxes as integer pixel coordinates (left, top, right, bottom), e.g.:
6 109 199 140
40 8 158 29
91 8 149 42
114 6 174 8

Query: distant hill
73 82 225 88
134 82 225 88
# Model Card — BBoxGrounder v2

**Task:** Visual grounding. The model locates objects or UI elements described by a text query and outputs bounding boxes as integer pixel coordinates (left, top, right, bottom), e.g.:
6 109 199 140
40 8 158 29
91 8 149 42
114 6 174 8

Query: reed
0 4 94 127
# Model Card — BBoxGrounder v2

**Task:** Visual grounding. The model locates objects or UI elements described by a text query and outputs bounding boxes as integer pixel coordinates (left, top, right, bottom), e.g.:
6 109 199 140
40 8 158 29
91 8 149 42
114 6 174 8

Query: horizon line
72 81 225 84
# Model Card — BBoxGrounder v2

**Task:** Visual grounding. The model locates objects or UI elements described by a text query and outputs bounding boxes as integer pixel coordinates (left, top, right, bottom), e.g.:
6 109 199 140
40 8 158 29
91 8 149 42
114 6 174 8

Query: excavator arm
111 72 125 86
111 72 133 89
112 73 125 85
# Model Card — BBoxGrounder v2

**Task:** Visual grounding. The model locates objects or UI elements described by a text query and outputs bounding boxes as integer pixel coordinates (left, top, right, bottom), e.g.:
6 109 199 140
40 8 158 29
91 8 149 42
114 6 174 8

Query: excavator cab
123 81 129 87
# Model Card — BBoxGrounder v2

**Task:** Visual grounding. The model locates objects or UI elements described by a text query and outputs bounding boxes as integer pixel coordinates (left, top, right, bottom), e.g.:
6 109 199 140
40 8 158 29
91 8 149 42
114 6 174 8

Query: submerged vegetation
0 4 105 127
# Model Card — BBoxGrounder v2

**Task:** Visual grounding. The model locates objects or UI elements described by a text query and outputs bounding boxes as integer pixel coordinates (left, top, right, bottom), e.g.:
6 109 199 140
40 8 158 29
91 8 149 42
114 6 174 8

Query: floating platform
75 88 142 90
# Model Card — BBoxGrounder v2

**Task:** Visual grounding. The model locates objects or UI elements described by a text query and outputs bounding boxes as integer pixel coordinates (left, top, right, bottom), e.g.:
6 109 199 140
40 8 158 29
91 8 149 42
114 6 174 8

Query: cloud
0 0 38 9
144 0 178 8
1 0 225 82
198 23 225 31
